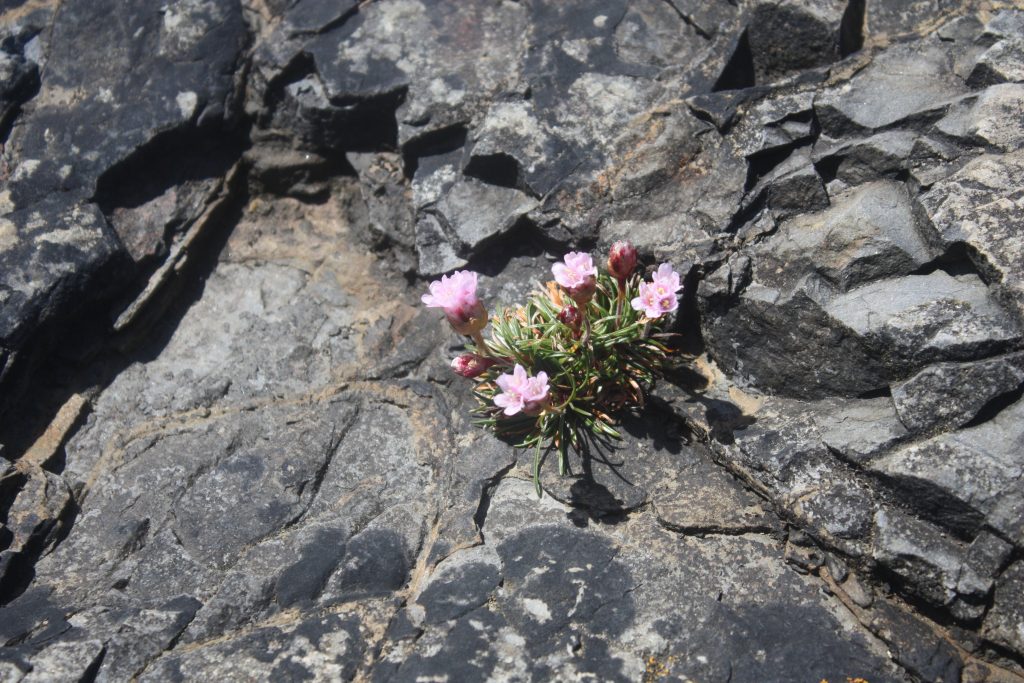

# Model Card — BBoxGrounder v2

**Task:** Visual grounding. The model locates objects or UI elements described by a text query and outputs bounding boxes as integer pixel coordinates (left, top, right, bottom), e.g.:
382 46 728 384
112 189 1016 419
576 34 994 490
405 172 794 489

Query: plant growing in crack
423 241 682 496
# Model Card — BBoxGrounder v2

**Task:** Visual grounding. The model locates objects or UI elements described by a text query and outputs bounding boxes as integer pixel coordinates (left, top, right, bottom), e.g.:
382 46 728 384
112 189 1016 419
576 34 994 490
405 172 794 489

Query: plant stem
471 331 490 356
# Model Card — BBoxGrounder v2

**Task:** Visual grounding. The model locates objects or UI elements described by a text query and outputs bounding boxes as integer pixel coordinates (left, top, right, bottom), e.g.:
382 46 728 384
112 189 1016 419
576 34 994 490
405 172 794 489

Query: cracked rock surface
1 0 1024 681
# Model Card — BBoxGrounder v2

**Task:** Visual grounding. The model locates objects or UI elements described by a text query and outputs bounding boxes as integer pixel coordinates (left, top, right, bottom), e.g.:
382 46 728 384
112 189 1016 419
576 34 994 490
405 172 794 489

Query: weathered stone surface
816 41 967 135
3 0 1024 679
936 84 1024 152
921 151 1024 320
871 508 989 621
891 352 1024 433
984 561 1024 654
870 397 1024 542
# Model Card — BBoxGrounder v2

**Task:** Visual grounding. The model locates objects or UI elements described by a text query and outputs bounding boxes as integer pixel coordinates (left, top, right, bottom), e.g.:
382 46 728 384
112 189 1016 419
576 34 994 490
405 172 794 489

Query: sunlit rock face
0 1 1023 681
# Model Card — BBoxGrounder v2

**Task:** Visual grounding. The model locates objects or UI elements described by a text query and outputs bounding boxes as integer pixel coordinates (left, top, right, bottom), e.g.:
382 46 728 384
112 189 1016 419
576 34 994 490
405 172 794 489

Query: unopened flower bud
445 299 488 336
608 241 637 282
557 305 582 333
567 275 597 305
451 353 496 378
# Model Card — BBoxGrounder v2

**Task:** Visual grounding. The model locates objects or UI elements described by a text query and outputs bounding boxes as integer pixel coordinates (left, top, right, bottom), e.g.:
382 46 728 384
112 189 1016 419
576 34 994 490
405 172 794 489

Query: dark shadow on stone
712 30 755 92
401 124 467 180
839 0 867 56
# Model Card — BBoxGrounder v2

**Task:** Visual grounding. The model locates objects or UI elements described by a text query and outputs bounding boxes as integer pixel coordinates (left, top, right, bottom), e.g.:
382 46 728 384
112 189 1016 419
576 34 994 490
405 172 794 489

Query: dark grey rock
870 397 1024 543
815 41 967 135
872 508 990 620
140 613 364 682
891 352 1024 433
813 130 920 186
0 198 124 352
416 547 501 625
93 597 201 683
755 181 936 292
743 1 847 85
983 560 1024 654
867 601 963 683
5 0 1024 677
434 179 537 257
824 271 1023 370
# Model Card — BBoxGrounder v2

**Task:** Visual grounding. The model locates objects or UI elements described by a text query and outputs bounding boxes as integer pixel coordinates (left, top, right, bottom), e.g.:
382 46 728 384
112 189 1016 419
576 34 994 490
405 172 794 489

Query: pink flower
552 252 598 304
631 263 683 319
451 353 495 378
493 364 550 416
422 270 487 335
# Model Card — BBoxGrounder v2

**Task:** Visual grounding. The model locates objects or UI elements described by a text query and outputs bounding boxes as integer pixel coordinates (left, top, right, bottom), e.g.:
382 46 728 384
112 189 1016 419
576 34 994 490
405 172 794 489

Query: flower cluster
423 241 683 495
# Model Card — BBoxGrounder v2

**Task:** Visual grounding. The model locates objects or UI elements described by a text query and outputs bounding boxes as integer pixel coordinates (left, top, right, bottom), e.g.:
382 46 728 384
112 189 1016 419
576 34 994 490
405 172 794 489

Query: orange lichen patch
642 654 677 682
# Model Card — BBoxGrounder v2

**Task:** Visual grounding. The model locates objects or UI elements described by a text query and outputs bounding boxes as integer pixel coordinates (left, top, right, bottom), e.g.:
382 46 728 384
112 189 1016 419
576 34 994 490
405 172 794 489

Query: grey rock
867 600 963 683
921 151 1024 320
744 1 847 84
871 508 987 620
864 0 970 38
141 612 365 682
4 469 71 555
93 597 201 682
819 397 910 464
756 181 936 292
891 352 1024 433
816 41 967 135
825 271 1023 369
983 560 1024 654
23 639 104 683
936 84 1024 152
414 213 466 277
415 546 501 625
305 0 528 147
435 179 537 256
968 38 1024 88
870 397 1024 542
813 130 920 185
0 198 124 354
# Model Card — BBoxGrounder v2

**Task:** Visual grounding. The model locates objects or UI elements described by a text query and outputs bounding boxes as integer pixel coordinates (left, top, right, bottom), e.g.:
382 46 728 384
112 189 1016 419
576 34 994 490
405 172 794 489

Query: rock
415 546 501 625
743 1 848 84
754 181 936 292
0 198 125 362
936 84 1024 152
921 151 1024 320
4 0 1024 677
91 597 202 682
871 508 989 620
891 352 1024 433
968 38 1024 87
869 397 1024 542
984 560 1024 654
434 179 537 257
816 41 967 135
867 601 963 683
813 130 920 185
824 271 1023 371
141 613 366 682
819 397 910 464
23 639 104 683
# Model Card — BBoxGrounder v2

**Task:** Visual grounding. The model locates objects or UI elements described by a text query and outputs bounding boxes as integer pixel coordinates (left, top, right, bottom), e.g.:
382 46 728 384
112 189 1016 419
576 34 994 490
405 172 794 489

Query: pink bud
568 276 597 305
557 305 582 333
608 241 637 281
451 353 496 378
